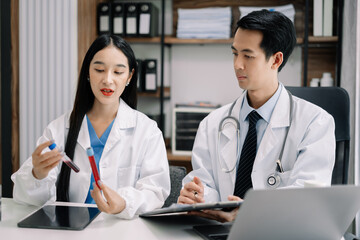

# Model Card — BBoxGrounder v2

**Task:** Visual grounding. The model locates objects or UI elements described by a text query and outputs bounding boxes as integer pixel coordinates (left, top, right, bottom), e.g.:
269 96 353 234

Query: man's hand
188 195 242 223
178 176 205 204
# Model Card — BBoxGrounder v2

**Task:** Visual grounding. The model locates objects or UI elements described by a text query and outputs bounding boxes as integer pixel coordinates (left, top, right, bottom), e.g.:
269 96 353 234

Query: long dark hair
56 34 138 201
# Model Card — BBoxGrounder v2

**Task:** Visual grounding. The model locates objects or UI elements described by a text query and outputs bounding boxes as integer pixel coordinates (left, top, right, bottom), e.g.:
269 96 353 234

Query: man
178 10 335 222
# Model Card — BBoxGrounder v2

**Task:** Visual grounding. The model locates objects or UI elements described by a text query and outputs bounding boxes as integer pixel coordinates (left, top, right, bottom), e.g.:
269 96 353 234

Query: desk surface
0 198 219 240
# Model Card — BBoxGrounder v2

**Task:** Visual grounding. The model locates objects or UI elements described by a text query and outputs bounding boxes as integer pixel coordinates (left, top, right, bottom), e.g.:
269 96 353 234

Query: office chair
163 165 187 207
286 87 350 185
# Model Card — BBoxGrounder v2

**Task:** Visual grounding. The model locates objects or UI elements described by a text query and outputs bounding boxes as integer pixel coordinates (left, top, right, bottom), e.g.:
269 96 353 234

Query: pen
276 159 284 173
86 147 101 189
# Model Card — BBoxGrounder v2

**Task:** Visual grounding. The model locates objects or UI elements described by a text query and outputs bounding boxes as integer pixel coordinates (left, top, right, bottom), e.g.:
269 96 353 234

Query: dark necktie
233 110 262 198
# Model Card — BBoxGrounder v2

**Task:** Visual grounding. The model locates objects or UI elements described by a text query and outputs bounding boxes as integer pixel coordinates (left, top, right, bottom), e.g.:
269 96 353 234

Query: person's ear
271 52 283 70
126 68 135 85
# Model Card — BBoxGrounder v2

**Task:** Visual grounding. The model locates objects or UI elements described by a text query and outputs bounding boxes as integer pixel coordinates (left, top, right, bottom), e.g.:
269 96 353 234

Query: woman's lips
101 88 114 96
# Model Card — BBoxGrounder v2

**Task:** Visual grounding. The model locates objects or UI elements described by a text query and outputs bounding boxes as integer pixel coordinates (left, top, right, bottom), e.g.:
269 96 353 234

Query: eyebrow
231 45 254 53
93 61 126 68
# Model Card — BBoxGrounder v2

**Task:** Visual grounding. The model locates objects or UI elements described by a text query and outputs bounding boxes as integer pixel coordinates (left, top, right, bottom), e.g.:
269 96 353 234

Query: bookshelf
77 0 343 165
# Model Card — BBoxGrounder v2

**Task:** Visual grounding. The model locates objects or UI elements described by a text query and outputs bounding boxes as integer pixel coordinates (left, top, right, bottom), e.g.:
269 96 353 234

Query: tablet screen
18 205 101 230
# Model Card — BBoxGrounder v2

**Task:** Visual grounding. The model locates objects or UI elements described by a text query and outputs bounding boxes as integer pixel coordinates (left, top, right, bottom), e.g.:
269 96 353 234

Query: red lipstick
101 88 114 96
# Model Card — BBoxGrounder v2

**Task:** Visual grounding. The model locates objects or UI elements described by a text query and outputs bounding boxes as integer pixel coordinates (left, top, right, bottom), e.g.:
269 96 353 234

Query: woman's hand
178 176 205 204
187 195 242 223
32 140 62 180
91 181 126 214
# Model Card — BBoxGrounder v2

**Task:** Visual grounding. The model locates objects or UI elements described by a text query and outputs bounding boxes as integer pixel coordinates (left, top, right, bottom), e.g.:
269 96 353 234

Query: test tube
48 143 80 173
86 147 101 189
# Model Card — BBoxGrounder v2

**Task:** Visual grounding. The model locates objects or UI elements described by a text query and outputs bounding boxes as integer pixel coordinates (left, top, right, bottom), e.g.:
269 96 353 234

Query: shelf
138 87 170 98
298 36 339 44
167 149 191 162
124 37 162 43
165 37 233 44
124 36 338 45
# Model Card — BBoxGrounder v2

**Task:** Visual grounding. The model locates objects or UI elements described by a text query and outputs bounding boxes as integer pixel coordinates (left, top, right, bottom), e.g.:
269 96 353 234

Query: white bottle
310 78 320 87
320 72 333 87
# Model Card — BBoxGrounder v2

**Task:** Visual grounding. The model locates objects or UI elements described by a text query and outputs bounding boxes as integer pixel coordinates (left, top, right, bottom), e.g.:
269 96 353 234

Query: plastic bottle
320 72 333 87
310 78 320 87
48 142 80 172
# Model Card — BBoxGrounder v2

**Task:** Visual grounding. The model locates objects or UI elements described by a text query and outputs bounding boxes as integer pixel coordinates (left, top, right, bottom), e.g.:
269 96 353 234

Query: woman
11 34 170 219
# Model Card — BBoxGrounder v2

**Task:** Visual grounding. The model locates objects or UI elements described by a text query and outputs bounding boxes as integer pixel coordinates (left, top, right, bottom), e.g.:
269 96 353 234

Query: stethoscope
216 90 294 188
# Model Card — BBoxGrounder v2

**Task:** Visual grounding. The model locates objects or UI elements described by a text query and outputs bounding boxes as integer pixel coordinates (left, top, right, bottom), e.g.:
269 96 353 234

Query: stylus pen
86 147 101 189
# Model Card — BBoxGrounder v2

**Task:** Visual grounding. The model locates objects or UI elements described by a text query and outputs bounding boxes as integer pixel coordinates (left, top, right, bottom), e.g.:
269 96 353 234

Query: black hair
236 9 297 72
56 34 138 201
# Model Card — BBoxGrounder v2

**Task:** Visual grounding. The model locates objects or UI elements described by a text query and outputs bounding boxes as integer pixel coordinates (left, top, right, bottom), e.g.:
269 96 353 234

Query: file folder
143 59 157 92
323 0 333 36
125 3 138 37
97 2 112 35
112 2 125 36
138 2 159 37
313 0 323 36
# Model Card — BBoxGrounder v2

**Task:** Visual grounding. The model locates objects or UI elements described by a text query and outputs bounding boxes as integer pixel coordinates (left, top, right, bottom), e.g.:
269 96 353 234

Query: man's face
232 28 277 92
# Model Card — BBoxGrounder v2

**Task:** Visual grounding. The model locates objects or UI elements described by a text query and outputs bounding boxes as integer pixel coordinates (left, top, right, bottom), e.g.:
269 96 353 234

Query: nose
103 71 114 84
234 56 244 70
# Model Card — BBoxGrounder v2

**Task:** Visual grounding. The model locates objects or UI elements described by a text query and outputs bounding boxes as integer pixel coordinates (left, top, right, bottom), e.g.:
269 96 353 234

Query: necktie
233 110 262 198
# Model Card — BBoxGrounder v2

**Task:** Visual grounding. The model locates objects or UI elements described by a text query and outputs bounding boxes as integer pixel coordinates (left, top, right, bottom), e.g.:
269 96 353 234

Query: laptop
194 185 360 240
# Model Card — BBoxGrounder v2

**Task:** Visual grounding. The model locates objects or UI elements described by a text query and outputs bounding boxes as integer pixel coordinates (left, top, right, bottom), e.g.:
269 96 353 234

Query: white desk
0 198 219 240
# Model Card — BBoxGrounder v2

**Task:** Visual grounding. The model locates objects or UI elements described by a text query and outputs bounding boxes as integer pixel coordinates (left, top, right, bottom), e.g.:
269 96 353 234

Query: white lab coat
12 99 170 219
183 84 336 202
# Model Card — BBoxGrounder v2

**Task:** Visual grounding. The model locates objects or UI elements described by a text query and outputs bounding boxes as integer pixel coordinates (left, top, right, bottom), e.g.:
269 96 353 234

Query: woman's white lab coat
12 99 170 219
183 84 336 202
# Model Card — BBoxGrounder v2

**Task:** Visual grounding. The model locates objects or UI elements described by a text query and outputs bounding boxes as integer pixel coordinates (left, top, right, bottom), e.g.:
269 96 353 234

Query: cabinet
78 0 343 169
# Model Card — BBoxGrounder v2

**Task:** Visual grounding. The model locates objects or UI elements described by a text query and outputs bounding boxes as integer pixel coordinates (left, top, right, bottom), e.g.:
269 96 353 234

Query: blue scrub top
85 115 115 203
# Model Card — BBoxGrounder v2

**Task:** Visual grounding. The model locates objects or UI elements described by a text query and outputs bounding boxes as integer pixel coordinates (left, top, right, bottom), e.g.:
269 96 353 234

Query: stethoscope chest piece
267 173 281 188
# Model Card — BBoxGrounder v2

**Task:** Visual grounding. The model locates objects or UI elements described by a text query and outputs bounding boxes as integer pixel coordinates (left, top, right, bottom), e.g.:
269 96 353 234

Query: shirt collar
115 98 136 129
240 82 283 123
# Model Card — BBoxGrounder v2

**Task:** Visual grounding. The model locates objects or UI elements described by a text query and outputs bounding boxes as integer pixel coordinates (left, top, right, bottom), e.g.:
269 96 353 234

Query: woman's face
88 45 133 107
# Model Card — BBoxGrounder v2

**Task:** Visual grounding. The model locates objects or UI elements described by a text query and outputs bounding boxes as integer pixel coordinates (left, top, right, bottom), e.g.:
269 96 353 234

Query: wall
133 0 302 138
19 0 78 165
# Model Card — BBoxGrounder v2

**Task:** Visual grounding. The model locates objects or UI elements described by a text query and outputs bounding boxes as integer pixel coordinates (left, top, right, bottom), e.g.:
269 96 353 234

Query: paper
113 17 123 34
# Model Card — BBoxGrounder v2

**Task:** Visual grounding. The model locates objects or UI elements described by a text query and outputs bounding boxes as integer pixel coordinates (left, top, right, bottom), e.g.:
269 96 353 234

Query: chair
163 165 187 207
344 232 360 240
286 87 350 185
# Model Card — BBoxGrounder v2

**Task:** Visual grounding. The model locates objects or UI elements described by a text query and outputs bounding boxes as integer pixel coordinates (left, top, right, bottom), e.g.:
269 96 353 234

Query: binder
143 59 157 92
313 0 323 36
125 3 138 37
97 3 112 35
136 59 144 92
138 2 159 37
323 0 333 36
112 2 125 36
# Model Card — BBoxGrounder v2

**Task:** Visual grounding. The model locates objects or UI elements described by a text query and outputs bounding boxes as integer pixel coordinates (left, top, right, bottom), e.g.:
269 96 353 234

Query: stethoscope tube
216 90 294 188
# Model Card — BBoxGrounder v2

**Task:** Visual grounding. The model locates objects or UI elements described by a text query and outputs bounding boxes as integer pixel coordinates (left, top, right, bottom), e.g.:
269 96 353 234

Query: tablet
139 201 242 217
17 205 101 230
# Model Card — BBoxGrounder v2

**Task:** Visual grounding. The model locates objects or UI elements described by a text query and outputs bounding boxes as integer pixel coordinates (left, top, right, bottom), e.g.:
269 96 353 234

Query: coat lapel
76 115 91 151
219 93 245 184
103 98 136 155
253 85 291 168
